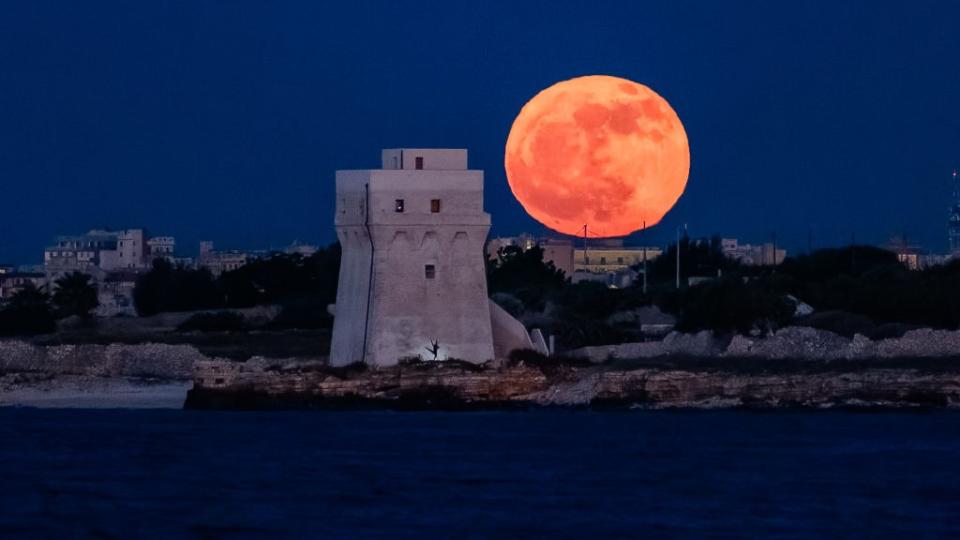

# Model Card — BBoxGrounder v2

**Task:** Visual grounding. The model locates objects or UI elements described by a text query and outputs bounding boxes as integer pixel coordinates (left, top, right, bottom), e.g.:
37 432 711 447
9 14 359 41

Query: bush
268 298 333 330
51 272 99 318
487 245 567 312
795 310 876 338
0 285 56 337
218 245 341 308
508 348 590 366
658 276 794 335
177 312 248 332
491 292 523 317
134 260 222 316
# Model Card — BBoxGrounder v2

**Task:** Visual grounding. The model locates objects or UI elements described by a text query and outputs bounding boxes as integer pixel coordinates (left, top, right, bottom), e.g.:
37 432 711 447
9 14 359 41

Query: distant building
40 228 175 315
486 235 578 277
885 235 950 270
886 235 924 270
146 236 176 263
197 241 251 276
95 271 139 317
487 234 660 286
43 228 175 279
722 238 786 266
0 271 46 300
44 230 117 278
574 238 662 273
284 242 319 257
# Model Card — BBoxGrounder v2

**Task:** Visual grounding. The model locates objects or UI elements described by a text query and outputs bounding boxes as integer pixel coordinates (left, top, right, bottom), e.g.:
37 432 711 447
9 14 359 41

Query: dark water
0 410 958 539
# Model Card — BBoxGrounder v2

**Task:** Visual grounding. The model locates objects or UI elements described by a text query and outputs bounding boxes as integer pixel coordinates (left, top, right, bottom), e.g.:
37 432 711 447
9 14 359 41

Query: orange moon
505 75 690 237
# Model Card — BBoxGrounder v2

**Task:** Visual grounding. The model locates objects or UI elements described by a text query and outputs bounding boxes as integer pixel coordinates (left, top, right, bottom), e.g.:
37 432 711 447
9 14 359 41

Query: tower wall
329 151 495 367
329 173 374 366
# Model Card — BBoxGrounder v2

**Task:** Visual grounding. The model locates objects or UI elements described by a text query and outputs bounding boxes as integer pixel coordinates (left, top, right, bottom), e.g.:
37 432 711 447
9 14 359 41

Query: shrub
658 276 794 335
507 348 591 368
0 285 56 336
51 272 99 318
268 298 333 330
134 260 222 316
177 312 248 332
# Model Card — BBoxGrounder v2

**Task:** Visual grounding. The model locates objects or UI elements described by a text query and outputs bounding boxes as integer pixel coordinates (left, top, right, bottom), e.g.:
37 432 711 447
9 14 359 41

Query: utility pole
772 230 777 270
675 224 686 289
582 224 588 269
642 220 648 295
851 232 857 272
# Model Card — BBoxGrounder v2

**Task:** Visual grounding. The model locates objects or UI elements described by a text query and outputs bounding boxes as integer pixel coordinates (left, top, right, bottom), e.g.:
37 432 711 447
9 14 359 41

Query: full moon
505 75 690 237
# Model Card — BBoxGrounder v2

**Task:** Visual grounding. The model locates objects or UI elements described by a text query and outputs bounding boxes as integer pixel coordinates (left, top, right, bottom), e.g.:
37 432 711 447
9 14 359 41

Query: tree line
133 244 341 328
486 237 960 349
0 272 99 336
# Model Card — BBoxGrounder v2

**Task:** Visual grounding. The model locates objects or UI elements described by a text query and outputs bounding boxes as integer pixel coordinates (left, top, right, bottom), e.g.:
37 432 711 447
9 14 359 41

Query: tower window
425 264 436 279
600 256 607 265
395 199 405 213
431 199 441 213
617 257 624 264
415 156 424 170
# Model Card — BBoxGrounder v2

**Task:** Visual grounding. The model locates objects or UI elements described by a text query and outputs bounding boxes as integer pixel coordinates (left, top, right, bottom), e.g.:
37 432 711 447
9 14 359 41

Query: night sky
2 1 958 264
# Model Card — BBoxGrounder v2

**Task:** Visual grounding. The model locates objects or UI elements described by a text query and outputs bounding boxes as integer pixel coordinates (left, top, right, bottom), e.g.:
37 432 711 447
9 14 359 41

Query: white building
330 149 498 366
44 228 175 278
197 241 251 276
722 238 786 266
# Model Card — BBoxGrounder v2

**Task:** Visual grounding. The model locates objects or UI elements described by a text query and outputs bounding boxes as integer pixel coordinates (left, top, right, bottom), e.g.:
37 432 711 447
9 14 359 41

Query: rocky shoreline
185 355 960 411
4 326 960 410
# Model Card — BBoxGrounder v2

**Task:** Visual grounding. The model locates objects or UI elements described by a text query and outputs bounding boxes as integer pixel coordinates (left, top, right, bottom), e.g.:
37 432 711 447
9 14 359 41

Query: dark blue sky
2 1 958 263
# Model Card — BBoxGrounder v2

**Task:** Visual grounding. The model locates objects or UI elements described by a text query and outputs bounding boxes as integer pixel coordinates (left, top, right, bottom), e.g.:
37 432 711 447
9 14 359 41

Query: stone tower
329 149 495 367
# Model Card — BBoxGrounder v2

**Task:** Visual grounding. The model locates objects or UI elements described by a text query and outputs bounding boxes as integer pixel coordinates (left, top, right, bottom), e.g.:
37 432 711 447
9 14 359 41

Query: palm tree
52 272 99 318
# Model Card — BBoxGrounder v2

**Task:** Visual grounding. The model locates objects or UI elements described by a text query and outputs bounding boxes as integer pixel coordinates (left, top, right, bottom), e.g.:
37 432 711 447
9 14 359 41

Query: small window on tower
425 264 436 279
415 156 424 170
395 199 405 213
431 199 441 213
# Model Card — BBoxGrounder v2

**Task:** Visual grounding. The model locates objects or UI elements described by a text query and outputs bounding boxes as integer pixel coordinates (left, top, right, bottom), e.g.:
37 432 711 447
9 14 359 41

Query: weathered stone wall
0 341 201 379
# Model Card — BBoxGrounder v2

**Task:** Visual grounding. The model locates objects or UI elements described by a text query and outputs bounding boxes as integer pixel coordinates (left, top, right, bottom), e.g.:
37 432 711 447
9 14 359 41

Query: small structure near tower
330 149 498 366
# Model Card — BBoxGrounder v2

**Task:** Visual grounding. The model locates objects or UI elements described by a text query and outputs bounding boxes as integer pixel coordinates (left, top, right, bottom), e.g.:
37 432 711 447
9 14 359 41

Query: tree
217 243 341 308
133 259 222 316
487 245 567 312
51 272 99 318
0 284 56 336
657 276 794 335
647 235 741 286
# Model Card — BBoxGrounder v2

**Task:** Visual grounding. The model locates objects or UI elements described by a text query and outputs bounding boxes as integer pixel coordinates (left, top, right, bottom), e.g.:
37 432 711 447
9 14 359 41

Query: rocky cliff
6 326 960 410
186 357 960 410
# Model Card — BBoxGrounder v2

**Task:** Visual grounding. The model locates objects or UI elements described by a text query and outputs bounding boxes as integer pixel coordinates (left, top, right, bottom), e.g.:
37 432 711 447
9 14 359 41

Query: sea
0 409 958 539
